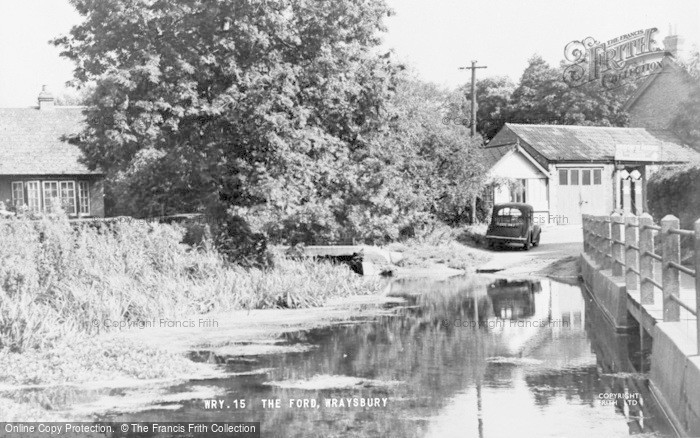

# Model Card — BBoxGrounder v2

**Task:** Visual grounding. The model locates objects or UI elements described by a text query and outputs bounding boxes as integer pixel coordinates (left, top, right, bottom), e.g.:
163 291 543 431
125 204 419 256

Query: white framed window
558 169 568 185
78 181 90 215
570 169 579 185
60 181 77 215
593 169 602 185
510 179 527 203
11 182 24 208
42 181 59 213
26 181 40 212
582 169 591 185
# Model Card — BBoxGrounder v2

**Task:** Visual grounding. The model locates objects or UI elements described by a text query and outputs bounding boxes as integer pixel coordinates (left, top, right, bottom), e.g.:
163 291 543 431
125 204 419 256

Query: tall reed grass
0 217 382 352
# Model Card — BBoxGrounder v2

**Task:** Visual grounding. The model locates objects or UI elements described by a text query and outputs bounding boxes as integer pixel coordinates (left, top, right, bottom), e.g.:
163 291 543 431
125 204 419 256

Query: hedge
647 164 700 229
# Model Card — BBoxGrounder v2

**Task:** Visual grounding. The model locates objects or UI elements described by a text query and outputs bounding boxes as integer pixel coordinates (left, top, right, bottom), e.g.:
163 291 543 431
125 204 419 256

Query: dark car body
486 203 541 250
487 279 542 319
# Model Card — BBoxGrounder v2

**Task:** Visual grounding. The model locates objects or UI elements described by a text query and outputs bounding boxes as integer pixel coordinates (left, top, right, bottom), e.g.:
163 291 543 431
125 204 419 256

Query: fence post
585 215 591 254
625 214 639 291
582 215 588 254
661 215 680 322
602 216 611 270
695 219 700 354
611 213 623 277
639 213 655 305
593 217 601 266
591 216 597 262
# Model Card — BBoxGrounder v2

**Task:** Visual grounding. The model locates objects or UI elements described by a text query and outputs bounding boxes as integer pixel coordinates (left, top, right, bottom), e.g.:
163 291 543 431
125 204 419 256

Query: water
106 277 676 438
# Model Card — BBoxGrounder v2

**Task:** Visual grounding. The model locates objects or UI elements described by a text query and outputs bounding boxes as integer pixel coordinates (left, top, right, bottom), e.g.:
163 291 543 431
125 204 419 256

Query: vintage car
486 203 541 250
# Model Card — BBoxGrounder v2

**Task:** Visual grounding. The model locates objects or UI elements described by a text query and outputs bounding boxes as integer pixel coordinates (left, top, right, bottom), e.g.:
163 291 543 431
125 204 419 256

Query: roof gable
490 148 548 179
0 107 101 175
622 56 695 112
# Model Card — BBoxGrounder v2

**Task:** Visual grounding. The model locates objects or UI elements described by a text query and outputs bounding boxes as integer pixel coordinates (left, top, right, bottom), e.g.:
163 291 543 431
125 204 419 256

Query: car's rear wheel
533 232 540 247
523 234 531 251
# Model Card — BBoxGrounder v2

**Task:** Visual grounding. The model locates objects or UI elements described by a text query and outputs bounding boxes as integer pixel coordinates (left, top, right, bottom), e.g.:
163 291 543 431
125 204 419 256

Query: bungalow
0 87 104 217
484 123 700 225
485 33 700 225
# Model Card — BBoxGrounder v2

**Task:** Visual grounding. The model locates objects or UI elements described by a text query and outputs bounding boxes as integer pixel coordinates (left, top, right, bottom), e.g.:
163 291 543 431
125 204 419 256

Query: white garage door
556 167 607 225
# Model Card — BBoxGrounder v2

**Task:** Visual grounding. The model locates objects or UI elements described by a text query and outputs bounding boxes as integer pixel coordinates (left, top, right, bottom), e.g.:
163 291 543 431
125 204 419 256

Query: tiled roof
622 56 693 112
0 107 101 175
504 123 700 164
481 143 514 169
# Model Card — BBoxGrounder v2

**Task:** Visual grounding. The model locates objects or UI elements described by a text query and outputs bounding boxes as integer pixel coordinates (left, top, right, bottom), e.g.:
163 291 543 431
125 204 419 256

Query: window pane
570 170 579 185
78 181 90 215
43 181 59 212
559 169 567 185
593 169 602 185
582 170 591 185
11 182 24 208
26 182 40 212
60 181 76 215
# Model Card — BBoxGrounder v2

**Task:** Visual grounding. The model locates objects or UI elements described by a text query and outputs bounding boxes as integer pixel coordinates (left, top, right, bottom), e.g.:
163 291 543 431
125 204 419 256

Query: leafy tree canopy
55 0 395 223
472 55 632 140
55 0 486 245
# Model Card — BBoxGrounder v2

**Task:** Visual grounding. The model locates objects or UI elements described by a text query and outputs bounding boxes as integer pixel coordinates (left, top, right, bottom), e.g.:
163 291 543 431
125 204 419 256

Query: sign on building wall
614 143 661 162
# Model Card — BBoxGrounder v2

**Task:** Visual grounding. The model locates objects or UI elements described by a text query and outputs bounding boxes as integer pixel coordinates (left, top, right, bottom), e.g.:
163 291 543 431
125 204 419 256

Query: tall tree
502 55 630 134
379 79 486 228
54 0 400 229
458 76 515 140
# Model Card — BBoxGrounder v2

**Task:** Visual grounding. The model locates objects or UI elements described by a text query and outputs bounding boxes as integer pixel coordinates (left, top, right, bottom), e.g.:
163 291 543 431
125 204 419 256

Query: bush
647 164 700 228
0 217 382 352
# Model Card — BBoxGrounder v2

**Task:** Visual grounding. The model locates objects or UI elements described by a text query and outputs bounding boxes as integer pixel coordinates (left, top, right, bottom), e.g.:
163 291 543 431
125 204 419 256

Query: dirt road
476 224 583 280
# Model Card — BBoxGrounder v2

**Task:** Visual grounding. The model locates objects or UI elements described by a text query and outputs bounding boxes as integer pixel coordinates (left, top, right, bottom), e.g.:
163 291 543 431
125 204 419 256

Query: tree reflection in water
104 277 675 438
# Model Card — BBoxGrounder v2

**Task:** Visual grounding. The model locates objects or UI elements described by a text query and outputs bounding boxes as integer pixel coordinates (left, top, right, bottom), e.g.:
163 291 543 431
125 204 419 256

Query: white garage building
484 123 700 225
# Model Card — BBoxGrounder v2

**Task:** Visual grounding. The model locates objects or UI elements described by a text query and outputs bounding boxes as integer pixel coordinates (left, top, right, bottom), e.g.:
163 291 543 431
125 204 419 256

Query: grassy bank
0 217 383 353
387 224 489 270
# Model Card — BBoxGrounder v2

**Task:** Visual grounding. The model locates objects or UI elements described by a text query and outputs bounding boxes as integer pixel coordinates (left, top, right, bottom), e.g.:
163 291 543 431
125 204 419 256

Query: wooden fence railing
582 213 700 353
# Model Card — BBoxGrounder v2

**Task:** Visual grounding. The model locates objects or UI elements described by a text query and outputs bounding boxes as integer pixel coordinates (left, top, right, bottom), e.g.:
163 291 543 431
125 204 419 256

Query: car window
495 208 522 217
494 207 527 224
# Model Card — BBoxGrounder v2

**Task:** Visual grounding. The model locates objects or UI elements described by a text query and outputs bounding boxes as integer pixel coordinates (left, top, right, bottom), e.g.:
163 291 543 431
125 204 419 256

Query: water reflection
104 277 675 438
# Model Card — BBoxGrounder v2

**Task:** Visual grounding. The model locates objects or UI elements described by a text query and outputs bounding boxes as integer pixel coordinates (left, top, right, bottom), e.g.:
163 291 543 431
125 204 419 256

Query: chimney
38 85 54 110
662 25 685 59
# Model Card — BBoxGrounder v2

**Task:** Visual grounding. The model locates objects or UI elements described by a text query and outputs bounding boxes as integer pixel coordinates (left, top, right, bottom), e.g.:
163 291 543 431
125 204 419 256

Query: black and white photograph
1 0 700 437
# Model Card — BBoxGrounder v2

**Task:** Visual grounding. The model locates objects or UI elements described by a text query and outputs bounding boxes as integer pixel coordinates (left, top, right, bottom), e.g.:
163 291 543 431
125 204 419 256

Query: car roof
493 203 534 212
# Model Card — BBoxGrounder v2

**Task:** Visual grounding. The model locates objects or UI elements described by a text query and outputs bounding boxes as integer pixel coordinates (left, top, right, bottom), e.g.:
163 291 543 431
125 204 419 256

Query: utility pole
459 60 487 136
459 60 487 224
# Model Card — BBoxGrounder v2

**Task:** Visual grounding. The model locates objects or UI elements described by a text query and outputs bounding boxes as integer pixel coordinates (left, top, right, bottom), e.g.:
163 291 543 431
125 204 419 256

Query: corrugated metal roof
0 107 102 175
506 123 700 164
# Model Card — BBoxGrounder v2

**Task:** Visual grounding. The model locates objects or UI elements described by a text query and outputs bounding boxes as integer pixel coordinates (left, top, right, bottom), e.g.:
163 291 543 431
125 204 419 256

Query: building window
78 181 90 215
42 181 59 212
570 169 579 185
11 182 24 208
60 181 77 215
510 179 527 203
26 181 40 212
558 169 567 185
593 169 602 185
582 169 591 185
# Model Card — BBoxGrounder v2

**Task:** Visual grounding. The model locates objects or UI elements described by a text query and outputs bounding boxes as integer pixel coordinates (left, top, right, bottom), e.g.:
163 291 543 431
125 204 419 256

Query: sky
0 0 698 107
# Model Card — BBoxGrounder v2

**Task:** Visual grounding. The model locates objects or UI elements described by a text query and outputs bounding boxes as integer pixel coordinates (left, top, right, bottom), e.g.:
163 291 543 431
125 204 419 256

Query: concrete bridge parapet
581 213 700 437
